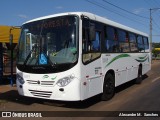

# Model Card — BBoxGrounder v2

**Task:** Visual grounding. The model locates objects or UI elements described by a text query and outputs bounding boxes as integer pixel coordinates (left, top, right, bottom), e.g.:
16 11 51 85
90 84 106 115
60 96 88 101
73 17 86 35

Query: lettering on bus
37 19 70 29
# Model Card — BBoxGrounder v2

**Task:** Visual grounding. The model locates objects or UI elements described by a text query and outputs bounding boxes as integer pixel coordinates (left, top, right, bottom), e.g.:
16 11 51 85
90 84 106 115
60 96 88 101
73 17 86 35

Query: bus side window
118 30 130 53
82 26 101 63
137 35 144 52
105 26 119 53
82 27 89 52
129 33 138 52
91 31 100 51
143 37 149 52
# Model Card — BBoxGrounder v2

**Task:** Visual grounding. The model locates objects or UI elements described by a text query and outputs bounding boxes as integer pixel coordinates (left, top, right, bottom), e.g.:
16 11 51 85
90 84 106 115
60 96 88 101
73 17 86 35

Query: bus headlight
17 74 25 84
56 75 75 87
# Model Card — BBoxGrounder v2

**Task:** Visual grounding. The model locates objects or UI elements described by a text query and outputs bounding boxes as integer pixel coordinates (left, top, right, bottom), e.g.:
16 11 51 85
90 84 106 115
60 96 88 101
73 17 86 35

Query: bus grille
29 90 52 98
26 80 55 86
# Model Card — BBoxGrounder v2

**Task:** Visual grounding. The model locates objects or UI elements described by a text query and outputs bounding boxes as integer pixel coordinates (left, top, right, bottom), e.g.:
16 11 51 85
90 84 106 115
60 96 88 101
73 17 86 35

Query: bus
16 12 151 101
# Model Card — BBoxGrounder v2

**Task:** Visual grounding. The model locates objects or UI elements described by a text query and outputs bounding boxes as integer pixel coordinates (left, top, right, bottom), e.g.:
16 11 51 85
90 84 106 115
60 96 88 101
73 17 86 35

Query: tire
135 66 142 84
101 73 115 101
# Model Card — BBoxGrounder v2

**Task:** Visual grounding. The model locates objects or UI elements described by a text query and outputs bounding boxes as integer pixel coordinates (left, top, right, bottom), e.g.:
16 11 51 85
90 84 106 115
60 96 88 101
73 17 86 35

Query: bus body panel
16 63 82 101
101 53 151 87
80 57 103 99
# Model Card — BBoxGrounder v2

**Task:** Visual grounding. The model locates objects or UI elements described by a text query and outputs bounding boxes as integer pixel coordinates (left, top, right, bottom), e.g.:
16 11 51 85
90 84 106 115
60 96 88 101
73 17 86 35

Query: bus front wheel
101 73 115 101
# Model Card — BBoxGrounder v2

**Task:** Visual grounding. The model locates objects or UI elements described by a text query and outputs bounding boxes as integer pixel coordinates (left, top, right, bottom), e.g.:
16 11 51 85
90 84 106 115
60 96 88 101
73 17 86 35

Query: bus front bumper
16 78 81 101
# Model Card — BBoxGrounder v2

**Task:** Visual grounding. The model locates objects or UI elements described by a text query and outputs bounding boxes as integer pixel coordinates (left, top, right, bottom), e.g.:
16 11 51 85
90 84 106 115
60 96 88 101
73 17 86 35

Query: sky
0 0 160 42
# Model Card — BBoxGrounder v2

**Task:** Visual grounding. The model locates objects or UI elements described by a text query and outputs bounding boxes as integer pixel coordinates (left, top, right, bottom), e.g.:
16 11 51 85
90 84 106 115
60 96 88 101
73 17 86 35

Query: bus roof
23 12 148 37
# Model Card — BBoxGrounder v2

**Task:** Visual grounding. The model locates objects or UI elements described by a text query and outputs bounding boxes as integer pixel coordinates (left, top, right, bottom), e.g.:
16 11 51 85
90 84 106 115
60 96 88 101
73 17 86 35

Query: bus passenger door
82 29 103 98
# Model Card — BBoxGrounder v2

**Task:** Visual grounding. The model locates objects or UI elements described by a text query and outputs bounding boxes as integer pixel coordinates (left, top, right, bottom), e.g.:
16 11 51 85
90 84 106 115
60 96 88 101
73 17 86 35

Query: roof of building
0 25 21 43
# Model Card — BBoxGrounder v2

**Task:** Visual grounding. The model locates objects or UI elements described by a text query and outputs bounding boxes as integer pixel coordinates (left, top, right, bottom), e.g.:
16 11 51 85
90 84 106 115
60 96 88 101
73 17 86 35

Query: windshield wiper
23 44 57 68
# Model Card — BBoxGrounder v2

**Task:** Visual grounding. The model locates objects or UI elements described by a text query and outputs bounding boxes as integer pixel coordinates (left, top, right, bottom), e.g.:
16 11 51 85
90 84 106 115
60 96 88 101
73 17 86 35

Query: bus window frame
82 19 102 65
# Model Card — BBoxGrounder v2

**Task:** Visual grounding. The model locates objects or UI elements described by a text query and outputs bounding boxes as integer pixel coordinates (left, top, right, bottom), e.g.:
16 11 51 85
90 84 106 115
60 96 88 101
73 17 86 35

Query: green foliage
152 49 159 56
152 42 160 48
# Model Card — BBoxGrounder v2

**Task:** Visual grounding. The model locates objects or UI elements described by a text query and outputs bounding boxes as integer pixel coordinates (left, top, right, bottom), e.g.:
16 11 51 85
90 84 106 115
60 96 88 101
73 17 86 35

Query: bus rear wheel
101 73 115 101
135 66 142 84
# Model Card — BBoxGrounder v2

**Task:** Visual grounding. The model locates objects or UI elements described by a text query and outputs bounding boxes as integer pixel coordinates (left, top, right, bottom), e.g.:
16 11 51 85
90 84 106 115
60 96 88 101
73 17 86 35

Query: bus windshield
17 16 78 70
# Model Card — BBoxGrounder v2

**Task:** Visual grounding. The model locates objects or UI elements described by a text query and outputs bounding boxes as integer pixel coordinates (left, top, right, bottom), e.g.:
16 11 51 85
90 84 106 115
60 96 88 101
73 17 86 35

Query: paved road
0 60 160 120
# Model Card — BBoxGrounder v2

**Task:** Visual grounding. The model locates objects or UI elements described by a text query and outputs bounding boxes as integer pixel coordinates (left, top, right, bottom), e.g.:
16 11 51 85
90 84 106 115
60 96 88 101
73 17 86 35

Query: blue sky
0 0 160 42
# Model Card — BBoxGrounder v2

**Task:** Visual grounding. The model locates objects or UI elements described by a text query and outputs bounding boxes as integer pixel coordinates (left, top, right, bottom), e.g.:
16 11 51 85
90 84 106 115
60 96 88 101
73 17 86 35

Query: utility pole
149 8 160 62
150 9 152 54
9 26 21 86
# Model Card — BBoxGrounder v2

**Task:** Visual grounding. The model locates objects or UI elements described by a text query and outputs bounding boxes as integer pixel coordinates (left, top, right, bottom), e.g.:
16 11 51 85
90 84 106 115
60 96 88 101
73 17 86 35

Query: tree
152 42 160 48
152 49 159 57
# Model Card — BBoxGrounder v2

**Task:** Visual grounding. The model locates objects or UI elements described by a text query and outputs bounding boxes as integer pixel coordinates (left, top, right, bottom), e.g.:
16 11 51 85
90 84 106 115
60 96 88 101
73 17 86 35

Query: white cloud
55 6 63 9
17 14 28 19
132 8 146 14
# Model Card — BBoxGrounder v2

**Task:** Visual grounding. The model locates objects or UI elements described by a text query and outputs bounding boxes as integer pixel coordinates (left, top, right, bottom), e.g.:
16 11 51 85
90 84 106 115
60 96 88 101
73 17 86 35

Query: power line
102 0 149 19
153 19 160 31
153 19 160 29
86 0 148 27
152 26 160 33
143 0 160 34
151 0 160 19
144 0 160 17
152 35 160 36
86 0 124 17
86 0 133 20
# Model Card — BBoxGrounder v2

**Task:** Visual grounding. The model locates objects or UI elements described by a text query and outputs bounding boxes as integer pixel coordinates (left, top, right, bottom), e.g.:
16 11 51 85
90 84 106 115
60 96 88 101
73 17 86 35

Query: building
0 25 21 85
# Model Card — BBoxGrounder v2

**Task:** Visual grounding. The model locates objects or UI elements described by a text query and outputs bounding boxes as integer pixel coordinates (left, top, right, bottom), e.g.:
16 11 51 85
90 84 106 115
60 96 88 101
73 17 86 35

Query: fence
3 49 16 75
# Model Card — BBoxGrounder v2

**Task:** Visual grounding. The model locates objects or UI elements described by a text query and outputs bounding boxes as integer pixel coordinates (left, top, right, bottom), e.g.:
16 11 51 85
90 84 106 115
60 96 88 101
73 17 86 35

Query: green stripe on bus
138 54 148 60
136 55 149 62
105 54 149 68
105 54 130 67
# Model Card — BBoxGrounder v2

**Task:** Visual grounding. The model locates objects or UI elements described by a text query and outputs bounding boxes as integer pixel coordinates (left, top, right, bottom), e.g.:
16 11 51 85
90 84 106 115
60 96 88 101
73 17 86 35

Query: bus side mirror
89 24 95 41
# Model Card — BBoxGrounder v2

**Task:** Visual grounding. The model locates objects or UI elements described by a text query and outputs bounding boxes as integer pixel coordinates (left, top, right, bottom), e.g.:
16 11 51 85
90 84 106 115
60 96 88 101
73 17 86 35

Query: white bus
16 12 151 101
